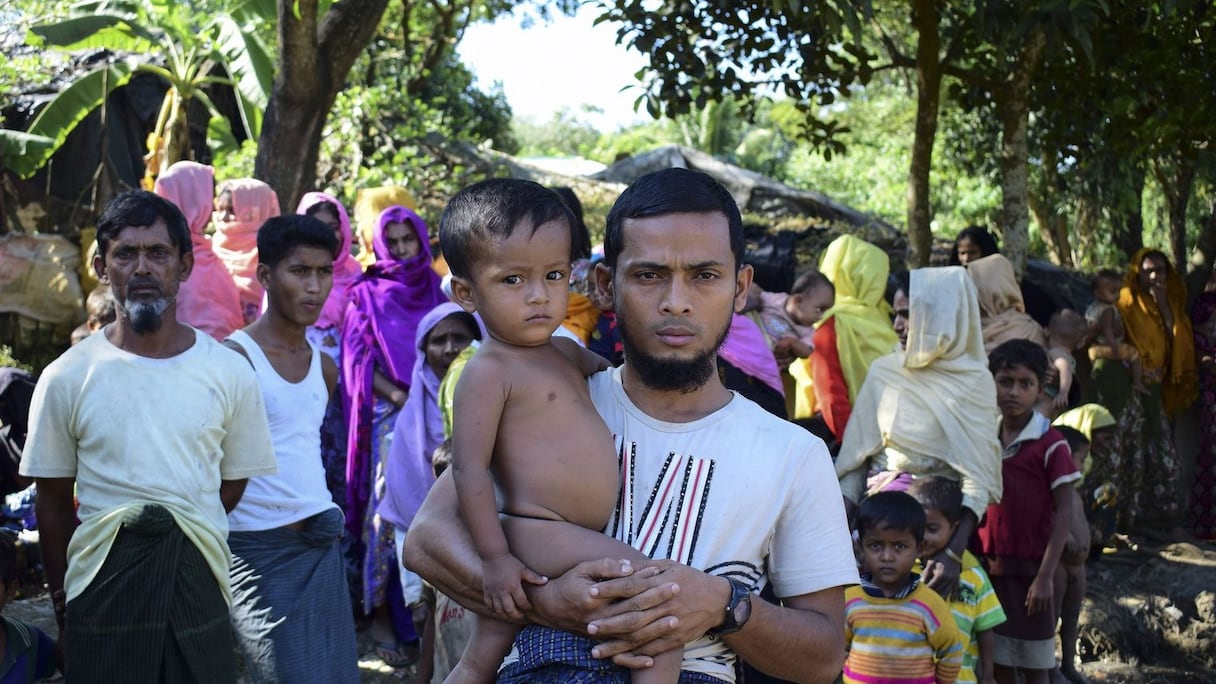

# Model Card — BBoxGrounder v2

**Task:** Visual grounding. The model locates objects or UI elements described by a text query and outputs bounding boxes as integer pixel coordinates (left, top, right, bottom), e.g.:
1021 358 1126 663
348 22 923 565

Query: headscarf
719 313 785 397
377 303 481 532
1053 404 1116 442
152 161 243 340
1118 248 1197 414
340 205 447 535
816 234 898 402
837 267 1003 515
966 253 1046 353
353 186 418 267
212 178 280 323
295 191 362 331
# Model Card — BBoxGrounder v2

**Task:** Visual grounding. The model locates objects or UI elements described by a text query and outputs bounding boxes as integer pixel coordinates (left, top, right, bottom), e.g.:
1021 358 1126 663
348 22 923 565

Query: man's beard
618 315 730 393
121 297 170 334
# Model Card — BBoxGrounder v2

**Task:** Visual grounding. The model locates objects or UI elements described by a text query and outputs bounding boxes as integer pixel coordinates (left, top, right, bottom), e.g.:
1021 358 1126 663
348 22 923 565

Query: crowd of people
0 162 1211 684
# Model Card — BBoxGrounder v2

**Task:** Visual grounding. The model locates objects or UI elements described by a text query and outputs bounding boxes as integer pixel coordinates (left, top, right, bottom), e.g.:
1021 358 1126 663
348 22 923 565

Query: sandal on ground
374 640 418 669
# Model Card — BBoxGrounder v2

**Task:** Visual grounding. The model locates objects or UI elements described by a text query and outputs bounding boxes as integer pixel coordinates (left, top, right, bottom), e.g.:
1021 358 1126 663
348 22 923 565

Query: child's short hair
258 214 340 266
1048 309 1087 339
85 286 116 328
431 438 453 478
988 339 1049 382
1092 268 1122 288
0 532 17 586
1054 425 1089 454
790 270 834 297
856 491 926 542
906 476 963 525
439 179 576 280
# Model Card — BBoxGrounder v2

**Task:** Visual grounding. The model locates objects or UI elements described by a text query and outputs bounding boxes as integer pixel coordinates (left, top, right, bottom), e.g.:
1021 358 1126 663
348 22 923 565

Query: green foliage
0 345 33 373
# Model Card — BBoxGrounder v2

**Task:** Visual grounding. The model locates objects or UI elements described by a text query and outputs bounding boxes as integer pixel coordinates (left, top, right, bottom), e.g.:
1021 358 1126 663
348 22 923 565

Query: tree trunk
255 0 391 212
995 25 1045 279
1111 166 1145 262
1151 150 1197 271
1028 139 1073 268
905 0 941 269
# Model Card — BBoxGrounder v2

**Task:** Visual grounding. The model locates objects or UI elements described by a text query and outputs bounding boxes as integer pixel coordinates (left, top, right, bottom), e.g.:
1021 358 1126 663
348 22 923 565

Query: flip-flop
374 640 417 669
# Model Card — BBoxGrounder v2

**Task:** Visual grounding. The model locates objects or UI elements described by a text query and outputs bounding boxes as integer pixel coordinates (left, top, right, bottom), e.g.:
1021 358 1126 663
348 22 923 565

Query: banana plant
6 0 273 182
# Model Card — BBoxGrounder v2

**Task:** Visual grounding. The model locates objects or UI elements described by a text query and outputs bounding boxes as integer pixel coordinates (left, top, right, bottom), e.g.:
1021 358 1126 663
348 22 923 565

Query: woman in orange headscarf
1107 248 1196 533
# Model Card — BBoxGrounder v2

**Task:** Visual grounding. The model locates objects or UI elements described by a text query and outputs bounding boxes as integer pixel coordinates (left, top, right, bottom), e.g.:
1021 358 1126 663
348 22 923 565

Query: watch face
733 597 752 626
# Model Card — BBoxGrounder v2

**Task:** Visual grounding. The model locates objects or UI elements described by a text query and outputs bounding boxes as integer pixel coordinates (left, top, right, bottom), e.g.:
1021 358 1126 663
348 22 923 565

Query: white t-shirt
226 330 338 531
20 329 277 602
589 367 858 681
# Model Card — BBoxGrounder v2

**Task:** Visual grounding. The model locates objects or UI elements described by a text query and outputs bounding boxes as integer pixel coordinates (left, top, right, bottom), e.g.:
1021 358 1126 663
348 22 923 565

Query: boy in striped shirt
845 491 963 684
910 477 1007 684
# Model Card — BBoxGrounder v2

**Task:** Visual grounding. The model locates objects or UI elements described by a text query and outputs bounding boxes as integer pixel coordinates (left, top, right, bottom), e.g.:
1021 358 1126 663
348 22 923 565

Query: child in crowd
979 340 1081 684
0 533 57 681
909 477 1006 684
844 490 963 684
70 285 117 345
1038 309 1089 419
440 179 680 683
1085 269 1147 394
1049 426 1093 684
745 271 836 364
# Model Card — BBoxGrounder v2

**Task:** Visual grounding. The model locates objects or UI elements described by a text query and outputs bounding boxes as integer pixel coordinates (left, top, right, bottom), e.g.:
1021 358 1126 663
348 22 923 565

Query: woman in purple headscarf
340 205 446 664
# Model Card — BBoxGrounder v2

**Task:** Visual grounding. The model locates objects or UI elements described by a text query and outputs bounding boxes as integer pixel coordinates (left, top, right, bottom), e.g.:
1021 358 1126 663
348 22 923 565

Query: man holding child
406 168 858 682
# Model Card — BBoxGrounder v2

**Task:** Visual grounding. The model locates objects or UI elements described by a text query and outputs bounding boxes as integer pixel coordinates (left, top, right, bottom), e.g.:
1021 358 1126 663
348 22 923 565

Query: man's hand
583 561 728 667
922 550 961 600
526 558 666 635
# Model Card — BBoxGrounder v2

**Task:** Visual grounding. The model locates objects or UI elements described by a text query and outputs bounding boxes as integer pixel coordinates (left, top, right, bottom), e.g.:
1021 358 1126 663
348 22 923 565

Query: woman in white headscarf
837 266 1003 594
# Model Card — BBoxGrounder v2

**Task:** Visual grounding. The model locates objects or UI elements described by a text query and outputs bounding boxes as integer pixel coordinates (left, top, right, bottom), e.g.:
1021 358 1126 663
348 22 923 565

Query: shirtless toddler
440 179 680 683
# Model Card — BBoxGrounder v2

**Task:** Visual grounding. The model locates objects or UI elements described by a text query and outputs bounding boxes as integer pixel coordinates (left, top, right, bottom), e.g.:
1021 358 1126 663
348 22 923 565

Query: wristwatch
708 577 753 636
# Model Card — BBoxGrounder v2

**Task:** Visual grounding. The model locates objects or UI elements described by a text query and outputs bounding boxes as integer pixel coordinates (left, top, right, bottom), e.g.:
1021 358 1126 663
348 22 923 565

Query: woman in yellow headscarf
808 234 898 441
1106 249 1195 532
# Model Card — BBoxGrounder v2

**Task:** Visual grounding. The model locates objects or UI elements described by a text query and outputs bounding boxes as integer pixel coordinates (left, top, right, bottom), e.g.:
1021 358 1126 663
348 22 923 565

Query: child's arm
1027 481 1075 617
449 357 546 619
1053 355 1072 410
372 367 407 407
976 628 997 684
927 605 963 684
552 336 611 376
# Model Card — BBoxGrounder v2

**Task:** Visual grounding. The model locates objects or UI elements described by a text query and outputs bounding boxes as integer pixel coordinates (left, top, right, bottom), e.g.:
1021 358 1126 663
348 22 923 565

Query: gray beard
121 298 170 334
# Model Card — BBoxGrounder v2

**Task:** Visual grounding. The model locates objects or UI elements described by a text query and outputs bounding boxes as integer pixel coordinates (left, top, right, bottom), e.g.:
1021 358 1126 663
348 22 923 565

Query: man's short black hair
96 190 191 258
258 214 341 267
886 270 911 306
856 491 926 542
603 168 744 270
439 179 576 280
988 338 1050 382
907 476 964 525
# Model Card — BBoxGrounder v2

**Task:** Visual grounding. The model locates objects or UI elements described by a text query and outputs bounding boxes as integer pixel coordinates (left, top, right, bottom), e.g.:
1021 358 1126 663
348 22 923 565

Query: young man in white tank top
224 214 359 683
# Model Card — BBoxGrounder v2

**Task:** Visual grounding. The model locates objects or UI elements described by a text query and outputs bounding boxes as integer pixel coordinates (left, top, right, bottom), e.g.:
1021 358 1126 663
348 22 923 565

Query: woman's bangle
944 548 963 564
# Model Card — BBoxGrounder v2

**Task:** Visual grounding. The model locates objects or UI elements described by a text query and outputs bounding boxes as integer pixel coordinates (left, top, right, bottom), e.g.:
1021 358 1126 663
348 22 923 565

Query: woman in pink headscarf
295 191 364 360
340 205 446 663
152 161 243 339
213 179 280 323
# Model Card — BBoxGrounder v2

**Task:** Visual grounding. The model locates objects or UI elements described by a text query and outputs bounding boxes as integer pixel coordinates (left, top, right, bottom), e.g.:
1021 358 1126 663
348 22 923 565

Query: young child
1038 309 1088 419
440 179 681 683
0 533 57 681
1085 269 1146 394
978 339 1081 684
742 273 834 360
844 490 963 684
909 477 1007 684
1049 426 1093 684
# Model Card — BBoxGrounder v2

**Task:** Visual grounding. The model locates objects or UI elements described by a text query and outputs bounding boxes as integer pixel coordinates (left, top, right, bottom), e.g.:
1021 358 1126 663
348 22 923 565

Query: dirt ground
5 537 1214 683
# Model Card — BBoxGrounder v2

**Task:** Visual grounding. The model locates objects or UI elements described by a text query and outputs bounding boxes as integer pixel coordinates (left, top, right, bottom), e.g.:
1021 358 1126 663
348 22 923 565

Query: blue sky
457 5 652 131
